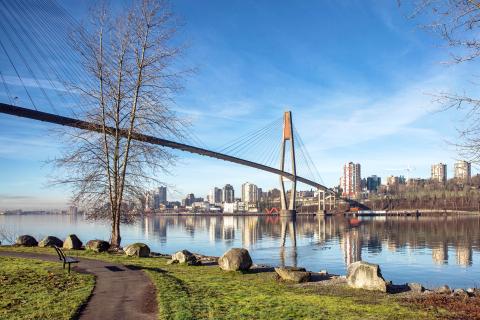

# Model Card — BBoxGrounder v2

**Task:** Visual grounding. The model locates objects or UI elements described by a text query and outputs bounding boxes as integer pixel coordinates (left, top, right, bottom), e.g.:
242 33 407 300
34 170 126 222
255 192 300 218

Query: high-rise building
153 186 167 208
454 160 471 182
241 182 258 204
223 184 235 203
341 162 361 198
182 193 196 207
366 175 381 192
431 163 447 183
209 187 222 204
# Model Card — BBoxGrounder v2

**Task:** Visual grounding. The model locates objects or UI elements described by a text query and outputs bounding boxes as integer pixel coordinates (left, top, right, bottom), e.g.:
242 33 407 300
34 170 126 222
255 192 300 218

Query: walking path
0 251 157 320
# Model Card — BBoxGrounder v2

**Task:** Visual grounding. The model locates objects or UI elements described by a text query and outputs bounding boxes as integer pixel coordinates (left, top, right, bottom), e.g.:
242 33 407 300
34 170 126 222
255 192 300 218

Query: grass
0 255 94 320
0 246 443 320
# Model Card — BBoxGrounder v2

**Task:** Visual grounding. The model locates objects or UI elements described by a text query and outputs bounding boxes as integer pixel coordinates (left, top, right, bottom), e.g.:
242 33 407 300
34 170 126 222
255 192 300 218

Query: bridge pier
279 111 297 219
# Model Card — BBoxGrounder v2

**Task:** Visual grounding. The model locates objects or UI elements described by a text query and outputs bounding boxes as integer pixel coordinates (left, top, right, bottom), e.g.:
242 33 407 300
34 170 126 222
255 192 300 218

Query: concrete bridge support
279 111 297 218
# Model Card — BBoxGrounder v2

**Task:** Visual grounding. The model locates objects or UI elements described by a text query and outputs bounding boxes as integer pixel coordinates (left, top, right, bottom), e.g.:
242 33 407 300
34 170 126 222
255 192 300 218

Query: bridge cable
0 71 14 105
0 38 37 110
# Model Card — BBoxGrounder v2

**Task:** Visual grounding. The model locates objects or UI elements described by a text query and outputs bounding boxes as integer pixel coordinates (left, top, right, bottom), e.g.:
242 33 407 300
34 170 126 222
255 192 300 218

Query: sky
0 0 478 209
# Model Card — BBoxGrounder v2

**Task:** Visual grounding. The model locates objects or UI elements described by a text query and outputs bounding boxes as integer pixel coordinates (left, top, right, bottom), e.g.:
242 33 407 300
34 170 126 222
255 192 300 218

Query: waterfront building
366 175 381 192
431 163 447 183
182 193 196 207
341 162 361 198
267 188 281 199
154 186 167 208
241 182 258 205
257 187 263 202
454 160 471 182
222 184 235 203
209 187 222 204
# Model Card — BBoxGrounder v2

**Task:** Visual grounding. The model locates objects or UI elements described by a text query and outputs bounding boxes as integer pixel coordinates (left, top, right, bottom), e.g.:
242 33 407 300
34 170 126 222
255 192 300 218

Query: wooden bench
54 245 79 273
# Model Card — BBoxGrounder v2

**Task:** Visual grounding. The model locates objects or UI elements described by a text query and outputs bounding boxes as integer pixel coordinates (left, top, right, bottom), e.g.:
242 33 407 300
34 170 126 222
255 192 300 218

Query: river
1 213 479 289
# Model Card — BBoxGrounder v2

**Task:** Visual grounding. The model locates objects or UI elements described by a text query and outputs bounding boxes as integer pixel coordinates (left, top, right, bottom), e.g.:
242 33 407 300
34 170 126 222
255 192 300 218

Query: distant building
257 187 263 202
407 178 427 186
209 187 222 204
222 184 235 203
68 206 78 215
431 163 447 183
241 182 258 205
366 175 381 192
341 162 361 198
267 188 281 199
154 186 167 208
182 193 196 207
386 175 406 186
454 160 471 182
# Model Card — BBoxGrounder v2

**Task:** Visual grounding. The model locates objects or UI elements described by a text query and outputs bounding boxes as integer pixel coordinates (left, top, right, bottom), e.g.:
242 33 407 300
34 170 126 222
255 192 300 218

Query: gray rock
166 259 178 265
466 288 478 297
172 250 198 265
218 248 253 271
346 261 387 292
63 234 83 250
16 235 38 247
124 243 150 257
85 240 110 252
38 236 63 248
408 282 425 293
275 266 311 283
434 285 452 294
453 288 470 299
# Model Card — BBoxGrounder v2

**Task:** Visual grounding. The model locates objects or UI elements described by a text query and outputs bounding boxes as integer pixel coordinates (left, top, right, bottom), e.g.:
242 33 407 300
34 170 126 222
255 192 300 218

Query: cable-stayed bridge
0 0 338 216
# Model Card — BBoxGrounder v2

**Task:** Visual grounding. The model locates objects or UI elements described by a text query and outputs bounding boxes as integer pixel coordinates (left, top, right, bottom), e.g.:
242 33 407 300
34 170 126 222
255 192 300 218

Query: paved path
0 251 157 320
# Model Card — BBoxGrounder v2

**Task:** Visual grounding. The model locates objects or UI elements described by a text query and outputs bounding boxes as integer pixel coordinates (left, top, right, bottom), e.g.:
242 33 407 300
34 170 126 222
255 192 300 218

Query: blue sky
0 0 476 209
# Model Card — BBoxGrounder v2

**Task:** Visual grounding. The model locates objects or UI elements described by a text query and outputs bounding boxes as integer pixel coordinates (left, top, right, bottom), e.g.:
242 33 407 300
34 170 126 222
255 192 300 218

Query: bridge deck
0 103 334 194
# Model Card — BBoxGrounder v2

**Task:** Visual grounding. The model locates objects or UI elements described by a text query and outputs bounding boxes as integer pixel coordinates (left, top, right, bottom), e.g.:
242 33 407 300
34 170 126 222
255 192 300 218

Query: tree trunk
110 208 121 248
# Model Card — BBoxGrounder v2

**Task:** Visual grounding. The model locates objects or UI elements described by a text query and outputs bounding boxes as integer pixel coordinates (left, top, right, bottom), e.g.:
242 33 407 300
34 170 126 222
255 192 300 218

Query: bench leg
68 263 71 274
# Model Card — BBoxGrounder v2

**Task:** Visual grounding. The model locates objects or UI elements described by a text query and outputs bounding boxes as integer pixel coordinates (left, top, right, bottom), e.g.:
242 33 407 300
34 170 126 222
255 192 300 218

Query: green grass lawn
0 246 442 320
0 255 94 320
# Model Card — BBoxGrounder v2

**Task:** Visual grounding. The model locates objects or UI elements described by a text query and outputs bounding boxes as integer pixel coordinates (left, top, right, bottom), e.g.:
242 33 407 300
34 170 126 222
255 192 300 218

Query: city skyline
1 0 479 209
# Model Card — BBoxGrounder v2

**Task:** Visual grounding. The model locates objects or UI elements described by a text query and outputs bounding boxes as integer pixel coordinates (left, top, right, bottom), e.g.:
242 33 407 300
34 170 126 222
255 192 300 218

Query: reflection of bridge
0 103 337 216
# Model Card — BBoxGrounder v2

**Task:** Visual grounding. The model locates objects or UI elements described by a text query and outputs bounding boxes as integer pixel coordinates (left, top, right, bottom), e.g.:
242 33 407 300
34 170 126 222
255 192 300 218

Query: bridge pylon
279 111 297 218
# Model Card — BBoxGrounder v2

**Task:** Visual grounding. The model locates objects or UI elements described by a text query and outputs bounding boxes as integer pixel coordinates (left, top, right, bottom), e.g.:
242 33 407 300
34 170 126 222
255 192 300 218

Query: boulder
467 288 478 297
453 288 470 299
346 261 387 292
124 243 150 257
15 235 38 247
171 250 198 265
408 282 425 293
218 248 252 271
86 240 110 252
434 285 452 294
275 266 311 283
38 236 63 248
63 234 83 250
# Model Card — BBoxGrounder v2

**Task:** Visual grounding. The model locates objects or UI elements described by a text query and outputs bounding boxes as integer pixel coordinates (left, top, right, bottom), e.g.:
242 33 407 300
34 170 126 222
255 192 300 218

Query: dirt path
0 251 157 320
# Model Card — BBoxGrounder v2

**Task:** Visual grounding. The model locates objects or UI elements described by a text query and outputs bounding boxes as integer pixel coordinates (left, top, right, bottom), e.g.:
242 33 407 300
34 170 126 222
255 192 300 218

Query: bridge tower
279 111 297 218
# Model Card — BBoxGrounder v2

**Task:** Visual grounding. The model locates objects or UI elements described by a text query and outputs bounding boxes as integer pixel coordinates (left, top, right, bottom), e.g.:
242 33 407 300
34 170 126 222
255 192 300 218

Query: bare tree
53 0 188 248
405 1 480 163
0 226 18 245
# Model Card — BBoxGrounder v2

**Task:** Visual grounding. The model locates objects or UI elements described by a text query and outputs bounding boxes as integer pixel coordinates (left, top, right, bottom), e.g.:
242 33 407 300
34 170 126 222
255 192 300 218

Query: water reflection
2 213 480 287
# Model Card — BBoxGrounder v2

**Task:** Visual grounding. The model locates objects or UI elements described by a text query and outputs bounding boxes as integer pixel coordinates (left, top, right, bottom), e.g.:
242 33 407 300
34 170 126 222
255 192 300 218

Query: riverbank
0 245 476 319
0 255 94 320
